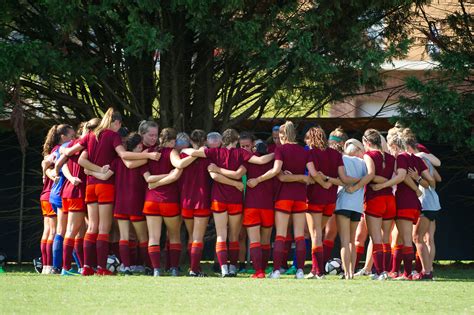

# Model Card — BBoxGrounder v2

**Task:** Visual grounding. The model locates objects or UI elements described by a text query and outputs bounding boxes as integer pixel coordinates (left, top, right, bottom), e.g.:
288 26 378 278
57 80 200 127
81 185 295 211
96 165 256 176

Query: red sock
111 241 120 260
138 242 150 267
148 245 161 269
273 236 286 271
74 238 84 268
415 252 422 273
383 243 392 272
355 245 365 268
228 241 239 266
62 237 75 270
83 233 97 268
403 246 414 276
169 243 182 269
261 244 271 271
187 242 192 258
119 240 130 268
323 239 335 264
391 244 403 273
250 242 263 273
190 242 203 272
216 242 228 267
46 240 53 266
311 246 323 275
129 241 138 266
96 234 109 269
295 237 306 270
372 243 384 274
165 240 170 271
40 240 47 267
283 236 292 269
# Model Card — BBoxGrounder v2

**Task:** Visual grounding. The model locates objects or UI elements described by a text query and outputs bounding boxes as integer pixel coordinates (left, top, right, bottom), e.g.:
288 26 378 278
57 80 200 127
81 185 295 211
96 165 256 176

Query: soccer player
142 128 196 277
184 129 274 277
247 121 308 279
371 132 434 280
138 120 159 151
334 139 367 279
65 108 159 276
267 125 281 153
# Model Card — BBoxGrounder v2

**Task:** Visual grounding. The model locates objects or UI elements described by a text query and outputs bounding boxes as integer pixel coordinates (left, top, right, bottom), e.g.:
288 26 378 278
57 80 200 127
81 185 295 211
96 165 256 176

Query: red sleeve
416 143 430 154
335 150 344 167
204 148 217 163
416 156 428 173
78 133 90 147
274 146 283 161
396 154 408 170
112 132 122 149
240 148 253 162
139 163 150 176
109 158 119 173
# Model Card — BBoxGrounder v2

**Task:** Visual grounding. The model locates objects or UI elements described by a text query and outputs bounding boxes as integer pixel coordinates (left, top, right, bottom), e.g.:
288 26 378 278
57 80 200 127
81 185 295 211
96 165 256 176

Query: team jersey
179 152 211 209
110 158 145 215
364 150 396 201
49 142 70 205
307 147 343 204
274 143 308 202
204 147 253 204
40 146 59 202
395 152 428 210
78 129 122 185
420 158 441 211
244 153 274 209
62 139 87 199
335 155 367 213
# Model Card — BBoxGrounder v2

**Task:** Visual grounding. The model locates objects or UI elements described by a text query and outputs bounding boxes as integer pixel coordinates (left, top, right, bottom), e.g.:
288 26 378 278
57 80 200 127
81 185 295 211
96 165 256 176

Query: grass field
1 263 473 314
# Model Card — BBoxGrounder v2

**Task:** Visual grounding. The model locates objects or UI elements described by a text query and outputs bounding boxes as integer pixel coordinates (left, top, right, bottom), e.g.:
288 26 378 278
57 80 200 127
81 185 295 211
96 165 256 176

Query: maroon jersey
274 144 308 202
267 143 276 153
364 150 396 201
62 139 87 199
141 147 179 203
40 146 59 201
205 147 252 204
244 153 274 209
78 130 122 185
111 158 145 215
307 147 343 204
395 152 428 210
179 153 211 209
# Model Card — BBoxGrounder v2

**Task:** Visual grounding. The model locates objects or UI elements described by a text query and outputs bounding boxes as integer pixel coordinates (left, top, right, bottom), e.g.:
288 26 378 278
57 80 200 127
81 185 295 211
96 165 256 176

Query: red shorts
397 208 420 224
181 208 212 219
364 195 396 220
307 203 336 217
274 200 307 214
211 201 242 215
85 184 114 204
143 201 180 217
62 198 85 213
243 208 274 228
114 213 146 222
41 201 56 217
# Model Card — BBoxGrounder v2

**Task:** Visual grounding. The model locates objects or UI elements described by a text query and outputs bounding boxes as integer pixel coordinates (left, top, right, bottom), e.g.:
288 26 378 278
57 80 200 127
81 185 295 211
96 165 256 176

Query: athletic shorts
143 201 180 217
62 198 85 213
181 208 212 219
114 213 146 222
211 201 242 215
85 184 114 204
421 210 440 222
307 203 336 217
364 195 396 220
41 201 56 217
396 208 420 224
274 200 307 214
50 201 63 214
335 209 362 222
243 208 274 228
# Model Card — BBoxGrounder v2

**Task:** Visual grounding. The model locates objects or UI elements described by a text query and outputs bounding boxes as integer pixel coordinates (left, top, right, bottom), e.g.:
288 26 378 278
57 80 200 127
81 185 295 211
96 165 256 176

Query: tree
1 0 417 131
397 1 473 150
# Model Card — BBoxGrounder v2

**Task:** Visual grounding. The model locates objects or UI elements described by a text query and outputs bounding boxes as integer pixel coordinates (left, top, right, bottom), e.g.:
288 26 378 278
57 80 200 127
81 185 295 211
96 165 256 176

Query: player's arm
346 155 377 193
84 169 114 181
248 153 275 165
61 163 82 186
336 165 359 185
208 164 246 180
415 152 441 167
372 166 407 191
123 159 148 169
64 142 84 157
306 162 332 189
209 172 244 191
115 145 160 161
170 149 197 169
433 168 442 183
247 159 282 188
146 174 168 183
183 147 206 158
78 151 108 173
372 175 388 184
54 154 70 176
277 172 309 184
148 169 183 189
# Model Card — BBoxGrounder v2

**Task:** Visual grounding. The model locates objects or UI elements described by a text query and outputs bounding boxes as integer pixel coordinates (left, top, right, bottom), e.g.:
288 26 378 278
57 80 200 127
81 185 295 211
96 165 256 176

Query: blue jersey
49 141 71 207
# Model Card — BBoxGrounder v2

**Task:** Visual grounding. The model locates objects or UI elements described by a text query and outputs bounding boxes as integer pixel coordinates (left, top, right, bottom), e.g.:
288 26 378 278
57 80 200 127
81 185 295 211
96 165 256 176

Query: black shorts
335 209 362 222
421 210 440 222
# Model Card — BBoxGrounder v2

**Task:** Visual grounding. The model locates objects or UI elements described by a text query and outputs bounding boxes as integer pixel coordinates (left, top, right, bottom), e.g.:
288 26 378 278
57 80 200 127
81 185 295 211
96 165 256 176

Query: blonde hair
280 121 297 143
222 129 240 147
344 138 364 155
305 127 328 149
329 126 348 152
401 128 418 150
387 131 406 151
159 128 177 147
81 118 100 136
94 108 122 139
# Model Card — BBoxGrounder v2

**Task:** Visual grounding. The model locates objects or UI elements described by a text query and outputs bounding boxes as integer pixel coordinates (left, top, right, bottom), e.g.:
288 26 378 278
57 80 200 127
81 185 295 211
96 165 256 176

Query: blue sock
52 234 64 269
72 249 81 269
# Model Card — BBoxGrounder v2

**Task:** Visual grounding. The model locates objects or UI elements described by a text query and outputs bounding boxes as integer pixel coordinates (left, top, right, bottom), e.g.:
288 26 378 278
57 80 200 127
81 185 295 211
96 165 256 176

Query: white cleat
268 270 281 279
228 264 237 277
221 264 229 278
355 268 371 276
295 268 305 279
153 268 160 277
377 272 388 281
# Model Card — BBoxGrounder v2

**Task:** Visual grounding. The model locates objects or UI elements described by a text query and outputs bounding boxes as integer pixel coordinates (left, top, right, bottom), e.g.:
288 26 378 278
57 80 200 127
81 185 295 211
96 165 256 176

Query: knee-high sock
295 237 306 270
169 243 182 269
228 241 239 266
190 242 203 273
119 240 130 268
250 242 263 273
391 244 403 273
74 238 84 268
311 246 323 275
129 241 138 266
148 245 161 269
415 251 422 273
46 240 53 266
383 243 392 272
138 242 150 267
355 245 365 269
323 239 335 264
96 234 109 269
52 234 64 269
273 236 286 271
283 235 292 269
402 246 414 276
261 244 271 271
62 237 75 270
215 241 228 267
40 240 47 267
372 243 384 274
83 233 98 268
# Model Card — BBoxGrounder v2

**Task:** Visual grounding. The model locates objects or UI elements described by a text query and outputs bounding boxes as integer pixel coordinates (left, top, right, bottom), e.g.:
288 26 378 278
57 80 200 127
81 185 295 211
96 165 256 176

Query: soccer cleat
153 268 161 277
50 267 61 275
268 270 281 279
305 272 317 279
81 266 95 276
251 271 265 279
295 268 305 279
377 272 388 281
278 267 287 274
394 273 412 281
354 268 371 276
221 264 229 278
285 265 297 275
228 264 237 277
189 271 208 277
413 272 433 281
33 257 43 274
387 271 399 279
120 267 133 276
61 268 79 276
131 265 146 274
41 266 51 275
170 267 179 277
96 268 114 276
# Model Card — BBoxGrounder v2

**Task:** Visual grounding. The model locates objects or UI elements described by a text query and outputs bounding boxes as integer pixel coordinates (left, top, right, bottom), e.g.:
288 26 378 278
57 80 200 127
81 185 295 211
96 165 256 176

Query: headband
329 135 343 142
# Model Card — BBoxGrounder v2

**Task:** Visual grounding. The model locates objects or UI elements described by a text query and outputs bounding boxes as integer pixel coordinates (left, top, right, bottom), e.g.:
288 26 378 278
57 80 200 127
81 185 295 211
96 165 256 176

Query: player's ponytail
42 125 58 156
305 126 328 150
190 129 207 148
279 121 297 144
159 128 177 148
94 108 122 139
222 129 240 147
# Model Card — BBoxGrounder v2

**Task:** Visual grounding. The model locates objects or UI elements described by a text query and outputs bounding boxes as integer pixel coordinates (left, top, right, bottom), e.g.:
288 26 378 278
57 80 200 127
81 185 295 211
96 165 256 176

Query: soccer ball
0 252 7 267
106 255 120 273
325 258 343 275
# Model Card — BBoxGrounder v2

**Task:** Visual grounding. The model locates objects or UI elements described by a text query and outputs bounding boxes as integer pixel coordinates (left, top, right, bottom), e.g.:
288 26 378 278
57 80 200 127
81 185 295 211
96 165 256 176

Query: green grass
1 263 473 314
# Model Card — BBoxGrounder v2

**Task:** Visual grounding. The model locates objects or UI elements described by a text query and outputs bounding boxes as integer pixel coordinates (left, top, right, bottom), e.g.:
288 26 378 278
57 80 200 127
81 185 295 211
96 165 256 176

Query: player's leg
189 216 209 276
146 215 163 276
336 212 351 279
163 215 182 276
96 203 113 275
270 211 290 278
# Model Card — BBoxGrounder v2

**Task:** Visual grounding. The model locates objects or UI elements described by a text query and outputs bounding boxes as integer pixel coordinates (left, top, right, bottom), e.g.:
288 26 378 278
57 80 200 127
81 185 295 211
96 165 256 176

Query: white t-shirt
335 155 367 213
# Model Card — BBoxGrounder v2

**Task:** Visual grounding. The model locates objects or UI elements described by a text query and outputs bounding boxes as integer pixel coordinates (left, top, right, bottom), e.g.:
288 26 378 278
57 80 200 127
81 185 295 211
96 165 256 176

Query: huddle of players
38 107 441 280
